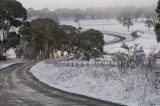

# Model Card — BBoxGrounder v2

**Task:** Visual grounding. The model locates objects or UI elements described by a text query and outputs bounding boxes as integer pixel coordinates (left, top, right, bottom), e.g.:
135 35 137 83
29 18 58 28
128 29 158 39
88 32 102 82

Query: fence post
81 63 83 67
109 61 111 66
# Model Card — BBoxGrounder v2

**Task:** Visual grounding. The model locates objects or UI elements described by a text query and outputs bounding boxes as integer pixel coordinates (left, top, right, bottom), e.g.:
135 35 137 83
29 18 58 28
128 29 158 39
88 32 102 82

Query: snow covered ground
104 34 117 43
104 30 159 54
30 19 160 106
31 60 160 106
61 19 160 54
0 59 21 69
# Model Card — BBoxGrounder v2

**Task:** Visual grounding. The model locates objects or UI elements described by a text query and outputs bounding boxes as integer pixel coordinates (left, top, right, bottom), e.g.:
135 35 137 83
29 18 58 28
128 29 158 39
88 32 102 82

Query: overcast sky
18 0 158 10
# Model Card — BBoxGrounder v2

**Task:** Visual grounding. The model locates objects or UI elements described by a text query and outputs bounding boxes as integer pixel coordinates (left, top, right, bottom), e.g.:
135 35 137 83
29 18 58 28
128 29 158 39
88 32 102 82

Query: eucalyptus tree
78 29 105 60
32 18 58 58
0 0 27 40
122 18 133 31
0 0 27 59
145 20 154 30
20 18 60 60
60 25 78 55
19 21 45 59
155 0 160 42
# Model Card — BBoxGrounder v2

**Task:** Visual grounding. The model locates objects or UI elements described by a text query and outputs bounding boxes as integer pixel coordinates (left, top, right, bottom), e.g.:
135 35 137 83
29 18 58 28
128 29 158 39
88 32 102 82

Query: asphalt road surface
104 33 126 45
0 63 125 106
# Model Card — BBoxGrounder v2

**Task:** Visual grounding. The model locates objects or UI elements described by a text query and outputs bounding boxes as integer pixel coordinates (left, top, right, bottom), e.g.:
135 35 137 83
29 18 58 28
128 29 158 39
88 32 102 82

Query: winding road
0 29 128 106
0 63 125 106
104 33 126 44
103 31 126 45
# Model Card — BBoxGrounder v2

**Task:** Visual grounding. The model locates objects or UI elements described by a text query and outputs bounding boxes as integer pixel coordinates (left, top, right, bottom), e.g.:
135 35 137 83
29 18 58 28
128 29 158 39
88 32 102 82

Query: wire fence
57 60 117 67
55 60 160 68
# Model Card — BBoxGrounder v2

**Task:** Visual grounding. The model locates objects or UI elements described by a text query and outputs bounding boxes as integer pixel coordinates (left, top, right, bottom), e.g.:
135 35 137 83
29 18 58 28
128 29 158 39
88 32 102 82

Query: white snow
30 19 160 106
104 30 159 54
31 60 160 106
60 19 160 54
104 34 117 43
103 34 121 44
0 59 21 69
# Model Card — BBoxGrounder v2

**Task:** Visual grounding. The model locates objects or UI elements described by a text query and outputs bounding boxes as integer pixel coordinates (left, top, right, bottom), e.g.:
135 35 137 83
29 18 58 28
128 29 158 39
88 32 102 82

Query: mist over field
18 0 158 10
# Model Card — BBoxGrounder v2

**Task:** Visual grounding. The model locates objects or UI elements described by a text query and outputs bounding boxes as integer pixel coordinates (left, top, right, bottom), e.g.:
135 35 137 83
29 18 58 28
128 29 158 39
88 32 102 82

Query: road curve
103 32 126 45
0 63 125 106
104 33 126 44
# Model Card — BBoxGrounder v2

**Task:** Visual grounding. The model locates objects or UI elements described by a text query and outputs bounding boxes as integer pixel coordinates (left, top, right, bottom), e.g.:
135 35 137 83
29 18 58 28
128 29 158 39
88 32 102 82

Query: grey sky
18 0 158 10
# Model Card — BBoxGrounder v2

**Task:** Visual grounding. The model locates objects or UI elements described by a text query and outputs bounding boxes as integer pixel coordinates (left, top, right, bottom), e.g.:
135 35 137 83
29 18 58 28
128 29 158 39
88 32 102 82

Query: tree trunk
51 48 54 58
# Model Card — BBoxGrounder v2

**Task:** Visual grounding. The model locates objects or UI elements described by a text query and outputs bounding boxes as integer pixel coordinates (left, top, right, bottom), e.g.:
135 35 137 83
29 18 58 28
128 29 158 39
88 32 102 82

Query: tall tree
0 0 27 40
0 0 27 59
60 25 78 55
78 29 105 60
20 18 61 60
122 18 133 31
145 20 155 30
155 0 160 42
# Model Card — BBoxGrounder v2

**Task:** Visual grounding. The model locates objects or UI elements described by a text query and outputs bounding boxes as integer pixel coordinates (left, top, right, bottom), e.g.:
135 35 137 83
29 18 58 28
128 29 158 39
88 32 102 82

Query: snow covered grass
31 61 160 106
104 34 117 43
0 59 21 69
30 19 160 106
61 19 160 54
104 30 159 54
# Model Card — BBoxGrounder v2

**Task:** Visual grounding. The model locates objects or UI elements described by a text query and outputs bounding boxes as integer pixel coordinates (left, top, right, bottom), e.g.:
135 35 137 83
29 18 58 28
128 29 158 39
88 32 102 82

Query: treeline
0 0 104 61
28 5 157 21
56 5 156 20
19 18 105 60
27 8 59 22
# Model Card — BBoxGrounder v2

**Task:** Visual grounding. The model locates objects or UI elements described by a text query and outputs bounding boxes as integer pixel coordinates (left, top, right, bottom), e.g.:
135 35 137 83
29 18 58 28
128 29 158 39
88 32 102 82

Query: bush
131 31 138 38
82 52 91 61
0 55 6 60
77 27 83 31
74 53 81 59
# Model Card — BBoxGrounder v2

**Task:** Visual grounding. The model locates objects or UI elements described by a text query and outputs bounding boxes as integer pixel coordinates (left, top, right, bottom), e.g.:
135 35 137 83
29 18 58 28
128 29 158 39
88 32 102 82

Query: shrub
0 55 6 60
131 31 139 38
